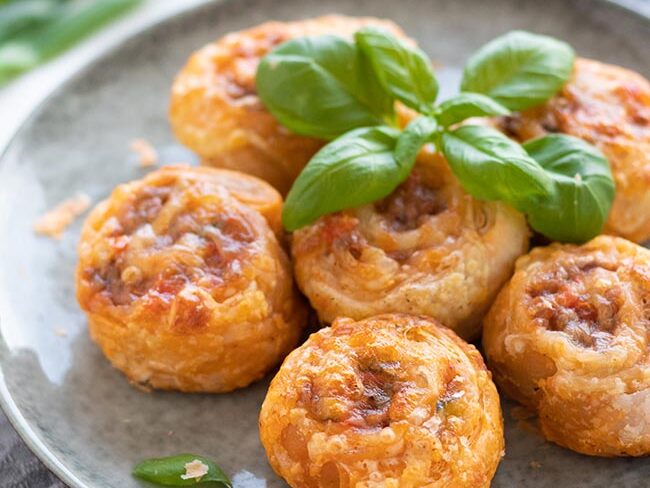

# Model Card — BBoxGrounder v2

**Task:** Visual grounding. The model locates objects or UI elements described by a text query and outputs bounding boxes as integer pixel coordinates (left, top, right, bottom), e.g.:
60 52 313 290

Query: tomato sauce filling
527 259 623 349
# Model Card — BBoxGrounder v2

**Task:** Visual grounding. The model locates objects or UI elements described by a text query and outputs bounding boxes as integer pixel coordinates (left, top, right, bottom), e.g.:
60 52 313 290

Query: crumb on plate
130 138 158 167
53 327 68 337
33 193 91 239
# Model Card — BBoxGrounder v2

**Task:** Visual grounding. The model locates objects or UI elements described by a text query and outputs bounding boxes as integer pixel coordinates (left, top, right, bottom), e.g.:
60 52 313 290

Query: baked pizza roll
169 15 408 194
497 58 650 242
259 314 504 487
483 235 650 456
291 150 529 340
75 166 306 392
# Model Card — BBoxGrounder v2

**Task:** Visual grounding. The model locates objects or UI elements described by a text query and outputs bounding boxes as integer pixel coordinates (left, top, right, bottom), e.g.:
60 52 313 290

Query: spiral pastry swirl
76 166 306 392
497 58 650 242
291 150 529 340
483 235 650 456
259 313 504 487
169 15 408 194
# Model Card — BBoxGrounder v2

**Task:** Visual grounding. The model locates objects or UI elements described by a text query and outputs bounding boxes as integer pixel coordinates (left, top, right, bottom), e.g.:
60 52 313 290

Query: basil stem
436 92 509 127
0 0 140 85
394 115 438 175
0 0 64 44
32 0 140 60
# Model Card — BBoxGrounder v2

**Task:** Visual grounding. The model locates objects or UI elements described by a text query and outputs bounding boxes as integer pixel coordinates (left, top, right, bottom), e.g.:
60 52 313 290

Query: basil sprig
256 28 614 242
133 454 231 487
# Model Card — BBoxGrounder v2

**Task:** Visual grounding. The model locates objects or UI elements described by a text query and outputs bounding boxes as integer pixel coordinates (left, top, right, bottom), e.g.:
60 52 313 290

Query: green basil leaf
256 35 393 139
283 126 402 231
440 124 553 209
355 26 438 114
436 92 509 127
133 454 232 487
523 134 615 242
460 30 575 111
394 116 438 176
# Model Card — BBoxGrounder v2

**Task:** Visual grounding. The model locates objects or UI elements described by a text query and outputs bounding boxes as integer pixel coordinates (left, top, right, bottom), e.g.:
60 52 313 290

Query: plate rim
0 3 226 486
0 0 648 486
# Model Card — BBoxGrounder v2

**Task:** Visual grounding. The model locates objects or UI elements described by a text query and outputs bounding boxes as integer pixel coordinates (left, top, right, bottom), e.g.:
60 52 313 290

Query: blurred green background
0 0 141 86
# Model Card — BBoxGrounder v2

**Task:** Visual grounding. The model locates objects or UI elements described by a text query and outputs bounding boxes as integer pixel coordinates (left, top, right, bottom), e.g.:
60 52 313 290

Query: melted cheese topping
260 314 504 487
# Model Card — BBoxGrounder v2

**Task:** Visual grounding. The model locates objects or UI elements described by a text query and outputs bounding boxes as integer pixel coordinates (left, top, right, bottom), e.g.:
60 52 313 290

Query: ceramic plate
1 0 649 486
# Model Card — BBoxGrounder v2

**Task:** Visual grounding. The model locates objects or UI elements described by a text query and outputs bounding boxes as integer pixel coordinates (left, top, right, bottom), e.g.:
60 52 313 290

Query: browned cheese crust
76 166 307 392
169 15 409 194
291 150 529 340
497 58 650 242
483 235 650 456
259 313 504 487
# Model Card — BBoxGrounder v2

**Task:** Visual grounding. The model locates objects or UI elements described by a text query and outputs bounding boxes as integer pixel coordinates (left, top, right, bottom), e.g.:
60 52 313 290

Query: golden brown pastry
76 165 306 392
483 235 650 456
291 150 529 340
169 15 408 194
259 313 504 487
497 58 650 242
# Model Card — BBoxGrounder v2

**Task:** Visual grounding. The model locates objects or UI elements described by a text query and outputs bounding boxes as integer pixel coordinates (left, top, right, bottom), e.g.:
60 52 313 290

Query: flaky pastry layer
169 15 408 194
76 166 306 392
292 151 529 339
260 313 504 487
483 235 650 456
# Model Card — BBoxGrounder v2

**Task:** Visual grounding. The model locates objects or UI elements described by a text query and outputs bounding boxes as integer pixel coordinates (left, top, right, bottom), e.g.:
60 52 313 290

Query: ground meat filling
374 172 446 232
312 215 368 260
220 30 290 100
119 184 172 234
85 182 256 307
297 355 468 433
350 363 398 429
526 257 624 349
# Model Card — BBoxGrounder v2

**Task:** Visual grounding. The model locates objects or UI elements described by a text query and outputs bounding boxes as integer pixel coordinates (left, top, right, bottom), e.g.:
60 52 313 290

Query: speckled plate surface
0 0 649 487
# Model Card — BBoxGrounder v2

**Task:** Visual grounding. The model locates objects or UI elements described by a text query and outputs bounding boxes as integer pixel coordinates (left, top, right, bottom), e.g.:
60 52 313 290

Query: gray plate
1 0 649 487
